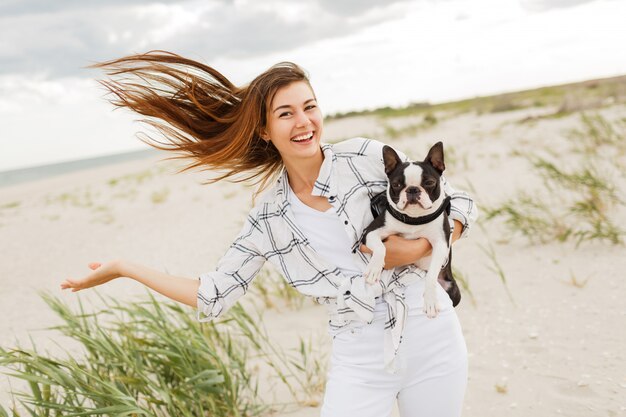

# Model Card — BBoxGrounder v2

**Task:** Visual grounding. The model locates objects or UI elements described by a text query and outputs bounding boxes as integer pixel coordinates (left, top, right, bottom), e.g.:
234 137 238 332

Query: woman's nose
295 111 311 127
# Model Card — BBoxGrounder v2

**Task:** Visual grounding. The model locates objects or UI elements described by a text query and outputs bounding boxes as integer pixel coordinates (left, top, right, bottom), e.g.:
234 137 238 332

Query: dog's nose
406 186 419 195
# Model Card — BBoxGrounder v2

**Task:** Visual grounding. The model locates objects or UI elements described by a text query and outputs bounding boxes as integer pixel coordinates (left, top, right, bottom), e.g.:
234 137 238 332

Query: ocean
0 148 163 188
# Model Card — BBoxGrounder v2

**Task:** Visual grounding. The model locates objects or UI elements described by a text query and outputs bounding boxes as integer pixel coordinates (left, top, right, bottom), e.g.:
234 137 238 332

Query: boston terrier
361 142 461 318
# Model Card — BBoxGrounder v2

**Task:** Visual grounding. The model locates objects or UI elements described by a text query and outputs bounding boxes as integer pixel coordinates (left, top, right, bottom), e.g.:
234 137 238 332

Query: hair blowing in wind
92 50 311 191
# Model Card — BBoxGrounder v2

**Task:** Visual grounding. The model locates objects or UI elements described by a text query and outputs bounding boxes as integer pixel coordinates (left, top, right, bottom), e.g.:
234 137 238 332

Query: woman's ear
260 128 271 142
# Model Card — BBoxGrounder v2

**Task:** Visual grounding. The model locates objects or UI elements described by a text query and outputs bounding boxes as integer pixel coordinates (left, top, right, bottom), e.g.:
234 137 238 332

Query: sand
1 104 625 416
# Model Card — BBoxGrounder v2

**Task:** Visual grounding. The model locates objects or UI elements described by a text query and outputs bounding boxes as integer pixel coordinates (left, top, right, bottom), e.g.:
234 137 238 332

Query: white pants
321 287 467 417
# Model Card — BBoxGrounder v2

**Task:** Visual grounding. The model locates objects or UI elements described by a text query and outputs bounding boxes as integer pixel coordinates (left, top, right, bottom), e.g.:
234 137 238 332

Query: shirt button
329 196 335 201
344 220 348 225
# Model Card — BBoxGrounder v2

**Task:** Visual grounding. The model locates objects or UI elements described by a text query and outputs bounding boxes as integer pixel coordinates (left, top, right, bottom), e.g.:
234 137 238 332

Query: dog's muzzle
405 187 420 204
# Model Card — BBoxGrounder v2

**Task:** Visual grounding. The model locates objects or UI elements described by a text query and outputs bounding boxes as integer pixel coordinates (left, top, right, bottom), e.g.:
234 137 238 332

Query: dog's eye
423 179 437 188
391 182 401 188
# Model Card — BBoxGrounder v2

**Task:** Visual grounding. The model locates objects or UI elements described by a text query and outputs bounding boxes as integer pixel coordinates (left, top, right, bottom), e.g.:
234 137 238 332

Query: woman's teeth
291 132 313 142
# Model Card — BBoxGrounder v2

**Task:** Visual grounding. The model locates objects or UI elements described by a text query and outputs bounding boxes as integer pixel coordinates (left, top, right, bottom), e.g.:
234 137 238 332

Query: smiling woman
63 50 477 417
92 50 312 193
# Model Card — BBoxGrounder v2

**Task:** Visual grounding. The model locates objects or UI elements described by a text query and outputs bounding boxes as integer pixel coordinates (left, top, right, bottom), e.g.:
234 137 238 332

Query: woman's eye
305 105 317 110
279 112 291 118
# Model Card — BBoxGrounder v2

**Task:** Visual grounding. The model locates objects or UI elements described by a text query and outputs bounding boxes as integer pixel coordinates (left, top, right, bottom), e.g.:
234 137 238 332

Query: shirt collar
275 143 337 204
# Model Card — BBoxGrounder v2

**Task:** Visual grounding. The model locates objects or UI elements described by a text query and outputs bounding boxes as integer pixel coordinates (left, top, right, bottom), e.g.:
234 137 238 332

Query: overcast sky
1 0 625 171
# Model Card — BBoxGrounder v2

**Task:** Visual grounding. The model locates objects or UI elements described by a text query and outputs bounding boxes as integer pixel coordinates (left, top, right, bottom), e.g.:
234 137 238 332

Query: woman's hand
60 261 200 307
60 260 124 292
360 235 432 269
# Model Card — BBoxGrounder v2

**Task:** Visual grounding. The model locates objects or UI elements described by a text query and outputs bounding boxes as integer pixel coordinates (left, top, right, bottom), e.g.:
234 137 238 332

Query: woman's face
263 81 323 165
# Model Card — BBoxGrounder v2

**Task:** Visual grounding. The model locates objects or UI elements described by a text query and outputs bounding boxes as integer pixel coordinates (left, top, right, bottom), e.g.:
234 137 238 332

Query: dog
361 142 461 318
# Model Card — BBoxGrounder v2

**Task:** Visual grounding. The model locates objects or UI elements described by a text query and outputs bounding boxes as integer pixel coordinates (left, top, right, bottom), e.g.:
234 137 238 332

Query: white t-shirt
288 187 362 277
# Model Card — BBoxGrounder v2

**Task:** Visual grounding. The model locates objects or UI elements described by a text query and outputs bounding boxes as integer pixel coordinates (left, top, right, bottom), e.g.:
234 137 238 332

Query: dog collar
387 196 451 225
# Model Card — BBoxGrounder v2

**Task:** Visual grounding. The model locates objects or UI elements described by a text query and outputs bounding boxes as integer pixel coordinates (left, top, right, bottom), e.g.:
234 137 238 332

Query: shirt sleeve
197 208 266 322
442 175 478 238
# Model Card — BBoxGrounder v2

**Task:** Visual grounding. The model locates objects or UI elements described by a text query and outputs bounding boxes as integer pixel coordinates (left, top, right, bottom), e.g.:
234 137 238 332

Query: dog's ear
382 145 403 176
425 141 445 174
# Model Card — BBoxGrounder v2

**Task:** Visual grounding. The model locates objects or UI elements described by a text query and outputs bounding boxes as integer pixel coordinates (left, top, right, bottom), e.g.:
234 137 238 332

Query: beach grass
484 160 624 245
0 201 21 210
45 189 95 209
381 113 439 140
252 268 308 311
108 169 155 187
225 304 327 408
568 113 626 153
484 113 625 246
326 75 626 121
479 240 514 304
150 187 170 205
0 291 325 416
564 270 590 289
90 205 116 225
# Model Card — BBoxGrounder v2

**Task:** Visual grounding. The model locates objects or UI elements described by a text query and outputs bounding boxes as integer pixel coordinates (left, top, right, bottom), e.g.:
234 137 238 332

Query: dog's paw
364 259 384 285
423 289 440 318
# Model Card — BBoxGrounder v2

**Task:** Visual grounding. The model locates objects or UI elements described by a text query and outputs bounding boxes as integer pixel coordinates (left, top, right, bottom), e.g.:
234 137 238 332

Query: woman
61 51 477 417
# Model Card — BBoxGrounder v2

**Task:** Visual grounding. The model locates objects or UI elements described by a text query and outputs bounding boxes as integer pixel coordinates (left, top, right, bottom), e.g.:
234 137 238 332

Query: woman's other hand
60 260 123 292
360 235 432 269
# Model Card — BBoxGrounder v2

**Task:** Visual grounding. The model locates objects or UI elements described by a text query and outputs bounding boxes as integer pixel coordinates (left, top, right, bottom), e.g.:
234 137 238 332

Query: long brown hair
92 50 311 192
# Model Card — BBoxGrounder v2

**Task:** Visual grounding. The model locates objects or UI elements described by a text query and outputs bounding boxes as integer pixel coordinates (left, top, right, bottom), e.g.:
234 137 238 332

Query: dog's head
383 142 445 213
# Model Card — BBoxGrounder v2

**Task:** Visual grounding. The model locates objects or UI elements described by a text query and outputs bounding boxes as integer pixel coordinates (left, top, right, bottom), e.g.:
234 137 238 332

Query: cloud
0 0 187 16
0 6 159 77
0 0 411 79
518 0 599 12
317 0 413 16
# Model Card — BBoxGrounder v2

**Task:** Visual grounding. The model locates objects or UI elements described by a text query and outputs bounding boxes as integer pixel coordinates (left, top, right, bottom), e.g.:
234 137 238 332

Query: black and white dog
361 142 461 318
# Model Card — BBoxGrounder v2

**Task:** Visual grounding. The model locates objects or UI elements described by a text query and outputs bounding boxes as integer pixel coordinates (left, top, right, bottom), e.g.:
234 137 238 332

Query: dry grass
0 291 327 417
484 114 625 246
327 75 626 121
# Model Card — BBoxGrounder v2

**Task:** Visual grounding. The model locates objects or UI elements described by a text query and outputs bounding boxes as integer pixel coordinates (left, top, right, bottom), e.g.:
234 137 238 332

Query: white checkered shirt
197 137 478 370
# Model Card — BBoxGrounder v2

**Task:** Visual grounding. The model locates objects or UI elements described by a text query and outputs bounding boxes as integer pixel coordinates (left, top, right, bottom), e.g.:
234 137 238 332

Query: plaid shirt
197 137 478 370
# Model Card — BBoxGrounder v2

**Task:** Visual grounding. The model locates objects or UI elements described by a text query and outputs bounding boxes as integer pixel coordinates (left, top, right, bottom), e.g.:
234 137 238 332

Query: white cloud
0 0 411 78
518 0 599 12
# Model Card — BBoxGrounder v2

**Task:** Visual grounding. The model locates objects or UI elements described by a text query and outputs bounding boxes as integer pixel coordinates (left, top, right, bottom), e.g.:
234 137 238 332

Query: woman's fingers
60 279 73 289
62 261 119 292
60 278 81 291
61 274 95 291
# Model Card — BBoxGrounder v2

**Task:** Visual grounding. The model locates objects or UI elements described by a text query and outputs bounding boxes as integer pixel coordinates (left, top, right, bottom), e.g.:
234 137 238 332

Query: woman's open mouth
290 131 314 144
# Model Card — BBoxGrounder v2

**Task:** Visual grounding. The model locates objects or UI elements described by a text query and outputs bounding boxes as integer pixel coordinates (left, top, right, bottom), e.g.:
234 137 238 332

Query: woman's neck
283 148 324 195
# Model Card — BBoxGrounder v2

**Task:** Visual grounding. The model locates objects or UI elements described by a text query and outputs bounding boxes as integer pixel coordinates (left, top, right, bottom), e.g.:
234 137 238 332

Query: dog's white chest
383 213 446 242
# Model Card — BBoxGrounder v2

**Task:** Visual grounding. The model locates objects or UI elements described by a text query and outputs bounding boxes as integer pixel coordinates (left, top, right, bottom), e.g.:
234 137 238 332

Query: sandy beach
1 95 625 416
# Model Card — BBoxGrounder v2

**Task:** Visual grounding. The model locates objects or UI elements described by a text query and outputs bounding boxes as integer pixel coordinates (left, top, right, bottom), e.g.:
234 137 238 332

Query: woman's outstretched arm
60 260 200 308
61 208 267 321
